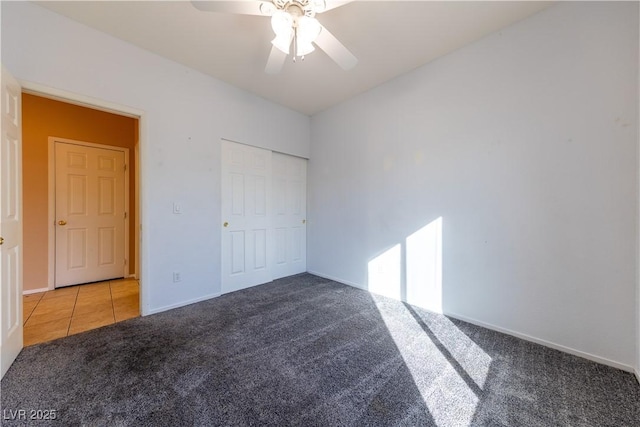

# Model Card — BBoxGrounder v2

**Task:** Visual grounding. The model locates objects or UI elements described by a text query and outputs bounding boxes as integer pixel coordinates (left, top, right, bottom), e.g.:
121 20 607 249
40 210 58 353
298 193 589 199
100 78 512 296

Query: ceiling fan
192 0 358 74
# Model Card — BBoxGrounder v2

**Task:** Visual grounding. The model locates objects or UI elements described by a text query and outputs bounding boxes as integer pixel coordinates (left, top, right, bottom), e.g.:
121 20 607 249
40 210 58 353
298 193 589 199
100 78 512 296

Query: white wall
637 0 640 382
3 1 639 375
309 2 639 369
1 2 310 314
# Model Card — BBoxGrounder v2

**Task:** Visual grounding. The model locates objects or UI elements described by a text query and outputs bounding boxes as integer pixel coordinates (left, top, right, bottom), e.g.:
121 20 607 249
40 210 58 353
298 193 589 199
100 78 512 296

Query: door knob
223 222 229 227
58 220 67 226
0 237 3 245
302 219 306 224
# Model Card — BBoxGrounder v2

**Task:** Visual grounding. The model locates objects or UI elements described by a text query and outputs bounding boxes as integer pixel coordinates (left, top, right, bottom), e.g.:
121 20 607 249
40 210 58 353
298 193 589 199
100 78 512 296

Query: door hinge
124 212 127 219
124 259 127 265
124 164 127 172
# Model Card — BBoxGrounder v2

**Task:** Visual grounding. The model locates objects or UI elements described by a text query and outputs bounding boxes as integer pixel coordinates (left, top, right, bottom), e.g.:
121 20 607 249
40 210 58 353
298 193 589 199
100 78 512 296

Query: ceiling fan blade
265 45 288 74
315 0 353 13
191 1 273 16
314 24 357 70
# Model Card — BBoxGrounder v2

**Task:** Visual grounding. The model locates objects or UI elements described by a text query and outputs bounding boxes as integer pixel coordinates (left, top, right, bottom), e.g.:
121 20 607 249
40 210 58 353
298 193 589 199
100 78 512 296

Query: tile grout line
109 281 116 323
66 287 80 337
23 304 34 326
23 292 44 326
24 280 133 346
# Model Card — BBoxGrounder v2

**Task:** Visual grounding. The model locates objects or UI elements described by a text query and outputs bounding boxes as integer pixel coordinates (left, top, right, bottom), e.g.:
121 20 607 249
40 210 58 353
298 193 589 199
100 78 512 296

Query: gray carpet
1 273 639 426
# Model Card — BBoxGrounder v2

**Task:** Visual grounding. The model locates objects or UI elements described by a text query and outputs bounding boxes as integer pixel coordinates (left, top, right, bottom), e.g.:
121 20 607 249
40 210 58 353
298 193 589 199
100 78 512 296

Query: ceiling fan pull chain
293 26 298 62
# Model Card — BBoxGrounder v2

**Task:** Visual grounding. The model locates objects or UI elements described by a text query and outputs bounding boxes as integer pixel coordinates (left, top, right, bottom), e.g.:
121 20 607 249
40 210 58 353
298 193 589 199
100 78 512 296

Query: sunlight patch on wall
367 244 401 300
366 217 443 313
366 216 494 422
406 217 442 313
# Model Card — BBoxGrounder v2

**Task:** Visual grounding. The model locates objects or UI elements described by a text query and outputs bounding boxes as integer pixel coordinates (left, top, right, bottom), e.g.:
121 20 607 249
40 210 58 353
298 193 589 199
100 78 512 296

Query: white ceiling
36 1 553 116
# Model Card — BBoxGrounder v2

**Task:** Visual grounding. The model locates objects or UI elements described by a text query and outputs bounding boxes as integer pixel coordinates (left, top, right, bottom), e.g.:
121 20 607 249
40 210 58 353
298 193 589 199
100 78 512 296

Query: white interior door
272 152 307 279
1 66 23 379
55 142 126 287
221 140 272 293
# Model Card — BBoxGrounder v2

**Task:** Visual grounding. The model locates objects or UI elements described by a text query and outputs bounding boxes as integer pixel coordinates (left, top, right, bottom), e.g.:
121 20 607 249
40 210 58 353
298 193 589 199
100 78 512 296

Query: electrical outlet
173 271 181 283
173 203 182 214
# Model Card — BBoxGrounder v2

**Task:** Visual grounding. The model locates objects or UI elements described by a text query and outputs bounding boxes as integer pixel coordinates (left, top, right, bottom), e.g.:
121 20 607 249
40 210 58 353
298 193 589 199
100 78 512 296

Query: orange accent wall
22 93 138 291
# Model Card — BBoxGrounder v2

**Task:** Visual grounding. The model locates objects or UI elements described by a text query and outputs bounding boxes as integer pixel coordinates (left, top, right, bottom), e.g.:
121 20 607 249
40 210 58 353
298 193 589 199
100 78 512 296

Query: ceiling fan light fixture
271 10 293 37
296 40 315 56
194 0 357 73
271 10 294 54
293 16 321 58
296 16 321 44
272 34 292 54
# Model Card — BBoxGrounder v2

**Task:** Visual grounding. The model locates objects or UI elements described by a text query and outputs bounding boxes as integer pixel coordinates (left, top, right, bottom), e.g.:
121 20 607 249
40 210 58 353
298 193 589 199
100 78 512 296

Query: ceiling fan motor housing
273 0 319 18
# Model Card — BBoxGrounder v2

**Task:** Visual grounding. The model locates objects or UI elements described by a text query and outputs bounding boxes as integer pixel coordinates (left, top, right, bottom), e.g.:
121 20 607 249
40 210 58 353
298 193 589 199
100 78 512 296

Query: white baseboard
305 271 634 373
147 292 220 315
442 311 634 373
23 287 49 295
306 270 366 290
635 368 640 384
220 279 274 296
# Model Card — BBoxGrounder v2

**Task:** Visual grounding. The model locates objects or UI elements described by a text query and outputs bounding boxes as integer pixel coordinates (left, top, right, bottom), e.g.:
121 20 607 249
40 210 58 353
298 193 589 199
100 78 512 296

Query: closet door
272 153 306 279
221 140 272 293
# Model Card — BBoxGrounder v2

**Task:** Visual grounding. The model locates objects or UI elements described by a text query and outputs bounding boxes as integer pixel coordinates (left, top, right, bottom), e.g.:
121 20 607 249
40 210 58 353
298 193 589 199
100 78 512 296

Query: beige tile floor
23 279 140 346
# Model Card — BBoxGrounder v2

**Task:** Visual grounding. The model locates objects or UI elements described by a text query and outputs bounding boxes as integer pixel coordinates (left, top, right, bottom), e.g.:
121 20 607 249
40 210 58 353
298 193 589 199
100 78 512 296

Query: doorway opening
21 92 142 345
50 138 130 288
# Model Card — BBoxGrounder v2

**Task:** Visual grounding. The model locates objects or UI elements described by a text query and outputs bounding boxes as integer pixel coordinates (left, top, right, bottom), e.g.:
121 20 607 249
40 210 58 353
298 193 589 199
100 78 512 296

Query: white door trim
20 80 149 316
48 137 130 289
